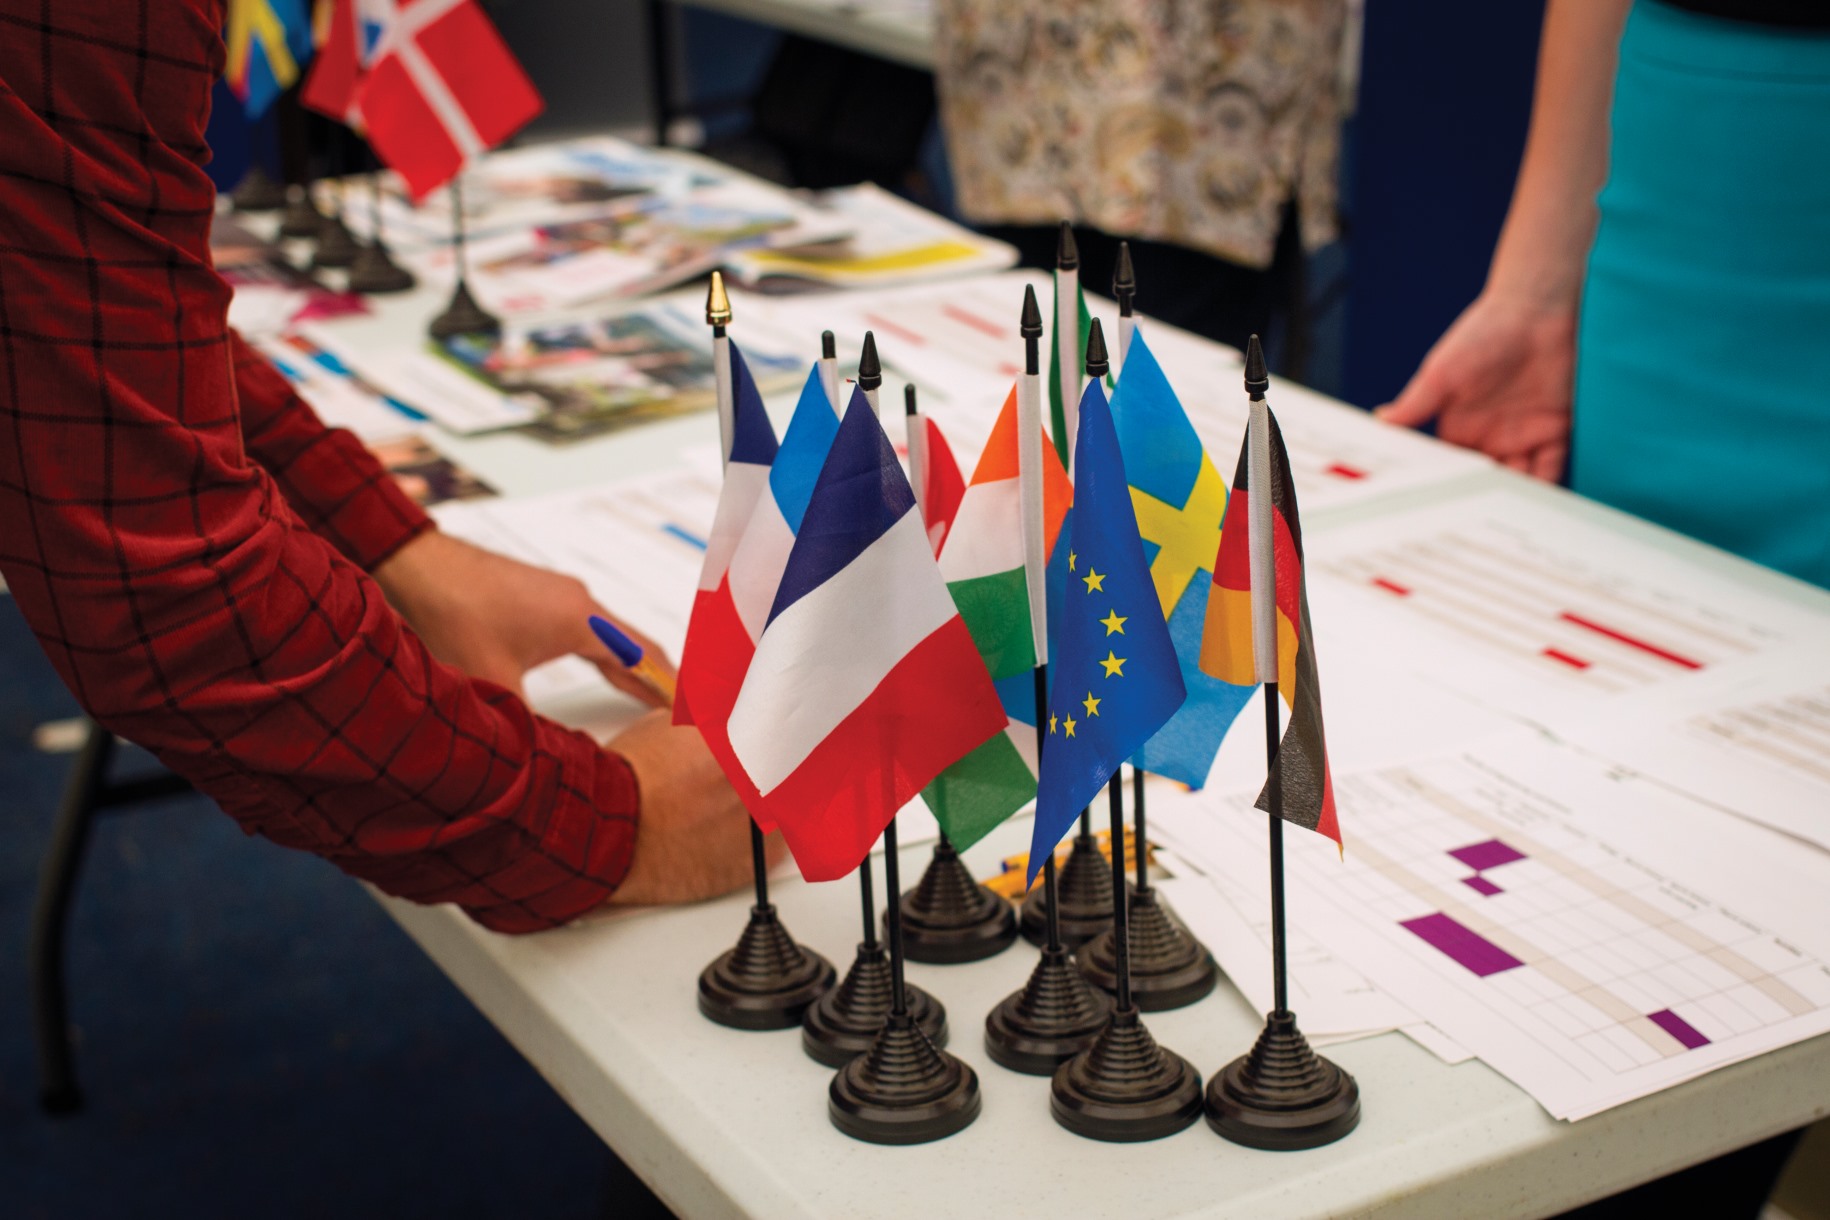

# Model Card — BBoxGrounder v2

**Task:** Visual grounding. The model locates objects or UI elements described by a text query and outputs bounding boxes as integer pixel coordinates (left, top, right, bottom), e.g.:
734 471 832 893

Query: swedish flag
1110 329 1254 787
1029 377 1186 884
225 0 314 118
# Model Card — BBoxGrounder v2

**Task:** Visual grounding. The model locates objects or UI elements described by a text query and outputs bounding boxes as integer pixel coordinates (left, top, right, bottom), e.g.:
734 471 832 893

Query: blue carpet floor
0 592 649 1219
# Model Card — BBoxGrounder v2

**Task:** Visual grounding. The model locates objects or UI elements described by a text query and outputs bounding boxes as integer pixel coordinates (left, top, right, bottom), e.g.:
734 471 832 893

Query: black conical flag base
1021 830 1119 949
698 904 835 1031
830 819 979 1145
232 165 286 212
1050 1006 1203 1142
428 279 501 341
278 186 325 239
896 837 1017 964
829 1011 980 1145
1078 888 1219 1011
804 944 948 1068
311 210 362 271
1206 1010 1360 1150
348 239 417 295
984 940 1113 1075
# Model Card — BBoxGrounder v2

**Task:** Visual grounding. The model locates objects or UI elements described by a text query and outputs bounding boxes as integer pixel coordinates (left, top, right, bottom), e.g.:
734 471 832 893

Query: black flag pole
1048 321 1201 1143
803 845 947 1066
1076 251 1217 1011
695 277 834 1030
986 286 1113 1075
1204 336 1359 1150
348 147 416 295
428 177 502 340
1022 223 1119 948
277 89 325 239
828 759 979 1143
895 384 1019 964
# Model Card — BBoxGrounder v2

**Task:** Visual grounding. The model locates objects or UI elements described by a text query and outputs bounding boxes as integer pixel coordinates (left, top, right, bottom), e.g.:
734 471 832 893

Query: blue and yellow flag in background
1110 329 1254 788
1030 377 1186 883
226 0 314 118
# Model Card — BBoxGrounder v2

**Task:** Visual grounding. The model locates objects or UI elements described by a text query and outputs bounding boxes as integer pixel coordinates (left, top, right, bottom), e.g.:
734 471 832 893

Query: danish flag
302 0 542 199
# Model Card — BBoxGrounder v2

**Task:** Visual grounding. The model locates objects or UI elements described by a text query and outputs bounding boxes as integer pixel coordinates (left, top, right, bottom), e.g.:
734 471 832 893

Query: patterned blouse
933 0 1348 270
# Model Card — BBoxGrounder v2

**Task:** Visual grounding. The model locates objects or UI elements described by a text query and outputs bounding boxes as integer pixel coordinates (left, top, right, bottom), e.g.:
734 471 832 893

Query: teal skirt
1573 1 1830 588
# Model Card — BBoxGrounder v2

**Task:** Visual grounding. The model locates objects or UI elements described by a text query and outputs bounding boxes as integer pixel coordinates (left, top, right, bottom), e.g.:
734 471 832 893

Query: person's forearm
1487 0 1633 307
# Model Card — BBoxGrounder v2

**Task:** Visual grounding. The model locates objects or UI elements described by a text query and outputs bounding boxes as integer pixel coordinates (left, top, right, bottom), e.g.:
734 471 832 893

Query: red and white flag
305 0 542 199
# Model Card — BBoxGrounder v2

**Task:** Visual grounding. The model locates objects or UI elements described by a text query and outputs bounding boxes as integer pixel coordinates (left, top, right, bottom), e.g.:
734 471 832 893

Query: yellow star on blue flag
1030 378 1185 884
1109 328 1255 788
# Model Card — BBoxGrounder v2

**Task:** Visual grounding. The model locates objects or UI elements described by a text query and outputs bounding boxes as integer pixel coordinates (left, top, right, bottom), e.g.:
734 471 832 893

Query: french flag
727 394 1007 882
675 357 840 821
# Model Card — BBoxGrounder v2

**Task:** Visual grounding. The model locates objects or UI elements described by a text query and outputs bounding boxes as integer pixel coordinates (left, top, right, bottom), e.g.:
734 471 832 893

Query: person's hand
605 710 785 905
1375 291 1577 482
373 530 674 706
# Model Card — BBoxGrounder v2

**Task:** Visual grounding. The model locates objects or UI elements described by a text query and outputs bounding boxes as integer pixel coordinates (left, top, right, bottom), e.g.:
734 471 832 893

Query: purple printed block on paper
1449 839 1527 872
1648 1008 1710 1050
1401 912 1525 977
1462 875 1503 897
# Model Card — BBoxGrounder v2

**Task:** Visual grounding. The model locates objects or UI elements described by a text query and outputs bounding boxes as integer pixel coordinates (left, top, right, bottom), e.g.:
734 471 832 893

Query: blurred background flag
921 387 1071 851
346 0 544 199
301 0 391 123
1200 339 1341 847
1109 328 1254 788
225 0 314 118
728 396 1006 882
1029 377 1185 883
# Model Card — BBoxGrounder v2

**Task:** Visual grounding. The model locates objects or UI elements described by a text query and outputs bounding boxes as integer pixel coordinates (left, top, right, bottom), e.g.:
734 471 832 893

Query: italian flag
922 386 1071 851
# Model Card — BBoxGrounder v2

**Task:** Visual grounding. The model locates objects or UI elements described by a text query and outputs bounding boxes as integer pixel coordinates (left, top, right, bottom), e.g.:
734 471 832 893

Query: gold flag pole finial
705 269 732 328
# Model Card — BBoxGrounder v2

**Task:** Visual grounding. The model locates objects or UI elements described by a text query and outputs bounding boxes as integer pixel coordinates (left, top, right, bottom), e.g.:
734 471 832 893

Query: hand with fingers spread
374 530 675 706
1375 291 1577 482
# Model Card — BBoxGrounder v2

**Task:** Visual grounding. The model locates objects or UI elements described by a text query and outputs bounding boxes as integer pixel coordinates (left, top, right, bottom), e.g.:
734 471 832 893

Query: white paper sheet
1169 736 1830 1120
1304 487 1830 729
1554 642 1830 854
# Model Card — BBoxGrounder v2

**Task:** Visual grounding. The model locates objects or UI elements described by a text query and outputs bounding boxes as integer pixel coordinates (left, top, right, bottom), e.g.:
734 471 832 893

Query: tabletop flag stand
428 179 501 340
985 287 1116 1074
801 361 953 1064
803 848 948 1066
1021 223 1119 950
894 386 1021 965
691 273 836 1029
1077 243 1222 1011
711 378 999 1143
346 155 417 294
310 172 363 271
232 161 288 212
1199 337 1360 1149
1033 321 1203 1142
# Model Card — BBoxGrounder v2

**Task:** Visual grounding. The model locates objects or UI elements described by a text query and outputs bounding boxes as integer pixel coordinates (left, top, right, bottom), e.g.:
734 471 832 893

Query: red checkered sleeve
231 330 433 571
0 0 639 933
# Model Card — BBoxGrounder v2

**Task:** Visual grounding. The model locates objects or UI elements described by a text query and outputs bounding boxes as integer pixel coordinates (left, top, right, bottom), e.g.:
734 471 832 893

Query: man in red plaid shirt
0 1 756 933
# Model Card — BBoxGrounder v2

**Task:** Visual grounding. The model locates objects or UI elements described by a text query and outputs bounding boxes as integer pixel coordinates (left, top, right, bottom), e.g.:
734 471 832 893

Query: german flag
1199 342 1339 847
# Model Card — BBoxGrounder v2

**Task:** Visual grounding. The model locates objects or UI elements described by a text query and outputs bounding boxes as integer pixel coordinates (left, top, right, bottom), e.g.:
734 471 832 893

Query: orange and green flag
922 386 1071 851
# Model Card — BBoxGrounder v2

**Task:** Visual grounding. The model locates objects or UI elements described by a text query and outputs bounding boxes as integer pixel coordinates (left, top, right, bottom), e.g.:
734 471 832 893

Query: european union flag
1029 379 1186 883
1110 329 1254 787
